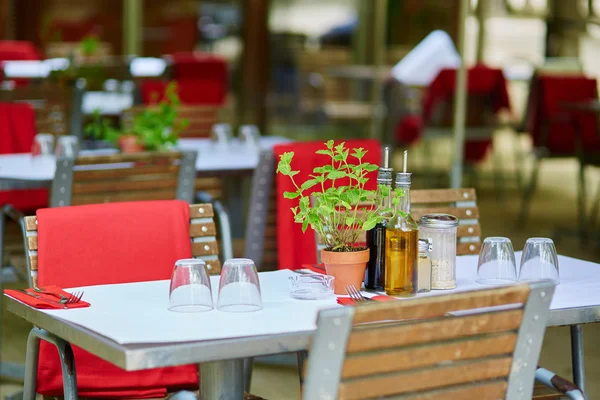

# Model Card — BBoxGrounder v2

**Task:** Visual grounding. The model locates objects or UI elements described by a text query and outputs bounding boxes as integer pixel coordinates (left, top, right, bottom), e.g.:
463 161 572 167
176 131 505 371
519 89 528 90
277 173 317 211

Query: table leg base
0 362 25 381
200 359 244 400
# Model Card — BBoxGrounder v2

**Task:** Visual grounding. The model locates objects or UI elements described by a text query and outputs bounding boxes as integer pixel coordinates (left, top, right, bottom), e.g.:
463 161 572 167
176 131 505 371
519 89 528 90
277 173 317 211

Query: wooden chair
50 151 197 207
0 82 83 137
304 280 585 400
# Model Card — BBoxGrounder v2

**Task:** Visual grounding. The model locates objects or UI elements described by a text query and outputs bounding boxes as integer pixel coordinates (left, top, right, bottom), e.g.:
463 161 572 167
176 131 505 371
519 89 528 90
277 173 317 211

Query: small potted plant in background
277 140 395 294
84 82 188 152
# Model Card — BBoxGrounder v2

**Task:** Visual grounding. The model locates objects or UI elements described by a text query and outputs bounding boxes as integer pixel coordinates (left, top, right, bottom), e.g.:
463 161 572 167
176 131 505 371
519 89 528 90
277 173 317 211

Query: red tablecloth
525 75 600 155
36 201 198 398
0 103 48 210
274 139 381 271
396 64 512 162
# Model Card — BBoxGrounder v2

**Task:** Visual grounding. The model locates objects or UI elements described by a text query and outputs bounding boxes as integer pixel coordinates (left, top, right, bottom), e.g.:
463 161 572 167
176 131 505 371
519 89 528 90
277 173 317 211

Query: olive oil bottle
385 167 419 296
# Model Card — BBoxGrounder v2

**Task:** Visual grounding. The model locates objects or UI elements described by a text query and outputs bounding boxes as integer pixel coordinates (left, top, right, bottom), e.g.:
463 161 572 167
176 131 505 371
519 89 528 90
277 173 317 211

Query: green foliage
84 82 188 150
79 35 99 57
277 141 397 252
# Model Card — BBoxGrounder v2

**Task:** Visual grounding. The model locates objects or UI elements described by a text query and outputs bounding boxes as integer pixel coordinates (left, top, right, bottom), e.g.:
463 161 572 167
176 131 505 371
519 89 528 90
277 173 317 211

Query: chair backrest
244 150 278 271
315 188 482 259
0 83 82 137
304 281 555 400
121 105 224 138
50 151 197 207
21 203 221 287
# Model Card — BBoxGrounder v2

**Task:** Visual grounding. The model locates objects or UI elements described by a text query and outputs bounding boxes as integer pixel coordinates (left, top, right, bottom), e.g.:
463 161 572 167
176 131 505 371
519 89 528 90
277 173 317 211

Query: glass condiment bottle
385 172 419 296
365 147 393 291
417 238 432 293
418 213 459 290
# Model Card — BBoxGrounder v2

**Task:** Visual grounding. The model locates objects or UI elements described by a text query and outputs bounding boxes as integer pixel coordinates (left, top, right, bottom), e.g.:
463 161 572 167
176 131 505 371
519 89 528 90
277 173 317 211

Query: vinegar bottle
385 170 419 296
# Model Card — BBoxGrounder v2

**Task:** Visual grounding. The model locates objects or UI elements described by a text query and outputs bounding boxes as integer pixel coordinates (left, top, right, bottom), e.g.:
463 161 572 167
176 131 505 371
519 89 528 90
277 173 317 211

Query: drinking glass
55 135 80 158
476 237 518 285
519 238 560 284
217 258 262 312
31 134 55 157
169 259 213 312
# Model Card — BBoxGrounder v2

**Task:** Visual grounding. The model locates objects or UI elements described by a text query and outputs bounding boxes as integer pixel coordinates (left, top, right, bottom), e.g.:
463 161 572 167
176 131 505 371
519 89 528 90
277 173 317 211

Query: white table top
7 253 599 347
0 137 290 181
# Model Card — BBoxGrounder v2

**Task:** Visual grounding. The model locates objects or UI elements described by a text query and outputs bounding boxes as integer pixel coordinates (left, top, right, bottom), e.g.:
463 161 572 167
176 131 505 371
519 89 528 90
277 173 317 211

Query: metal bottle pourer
396 150 411 187
377 146 393 186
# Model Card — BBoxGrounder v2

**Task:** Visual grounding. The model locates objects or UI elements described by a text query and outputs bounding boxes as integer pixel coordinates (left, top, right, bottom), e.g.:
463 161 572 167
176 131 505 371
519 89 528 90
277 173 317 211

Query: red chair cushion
274 139 381 271
0 102 48 210
35 200 198 398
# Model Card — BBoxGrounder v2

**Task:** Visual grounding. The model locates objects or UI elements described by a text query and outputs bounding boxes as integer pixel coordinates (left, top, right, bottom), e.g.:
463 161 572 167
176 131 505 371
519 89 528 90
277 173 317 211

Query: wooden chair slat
411 188 477 203
70 190 177 206
73 165 180 181
356 380 508 400
74 152 181 165
412 206 479 220
189 222 217 237
191 241 219 257
71 178 178 194
30 255 38 271
457 224 481 237
457 242 482 255
202 259 222 275
352 284 529 325
346 309 523 353
190 204 214 218
27 236 37 251
24 216 37 231
342 332 517 379
338 357 512 400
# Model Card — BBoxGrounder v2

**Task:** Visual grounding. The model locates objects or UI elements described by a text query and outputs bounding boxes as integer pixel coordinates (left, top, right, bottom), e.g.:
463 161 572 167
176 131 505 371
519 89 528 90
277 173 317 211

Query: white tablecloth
0 137 290 181
7 253 598 346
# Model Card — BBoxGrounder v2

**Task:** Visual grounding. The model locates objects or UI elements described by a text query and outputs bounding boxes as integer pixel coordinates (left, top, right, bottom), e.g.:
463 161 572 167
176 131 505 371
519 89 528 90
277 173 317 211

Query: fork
32 287 84 305
345 285 373 304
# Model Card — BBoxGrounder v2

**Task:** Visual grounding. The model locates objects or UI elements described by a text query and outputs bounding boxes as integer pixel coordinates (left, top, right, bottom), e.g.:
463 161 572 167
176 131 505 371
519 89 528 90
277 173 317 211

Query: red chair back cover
422 64 511 162
0 102 48 210
274 139 382 271
0 41 41 61
35 200 198 398
525 75 600 155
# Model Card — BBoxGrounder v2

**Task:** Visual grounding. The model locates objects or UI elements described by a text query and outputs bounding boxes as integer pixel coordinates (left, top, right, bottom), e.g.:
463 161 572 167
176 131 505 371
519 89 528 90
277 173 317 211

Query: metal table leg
200 359 244 400
570 324 585 392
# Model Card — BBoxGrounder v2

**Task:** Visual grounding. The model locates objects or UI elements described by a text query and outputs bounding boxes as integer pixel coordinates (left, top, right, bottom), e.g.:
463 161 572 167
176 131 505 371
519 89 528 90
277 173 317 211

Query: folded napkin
4 286 90 309
301 263 327 274
337 295 397 306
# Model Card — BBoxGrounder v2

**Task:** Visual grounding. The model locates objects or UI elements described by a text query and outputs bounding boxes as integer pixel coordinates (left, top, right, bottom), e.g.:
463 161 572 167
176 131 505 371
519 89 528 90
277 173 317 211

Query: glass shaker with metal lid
418 214 459 289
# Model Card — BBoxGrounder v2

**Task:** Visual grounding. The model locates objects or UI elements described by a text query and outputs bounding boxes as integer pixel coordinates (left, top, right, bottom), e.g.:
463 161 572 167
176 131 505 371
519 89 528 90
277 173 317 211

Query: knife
16 289 69 309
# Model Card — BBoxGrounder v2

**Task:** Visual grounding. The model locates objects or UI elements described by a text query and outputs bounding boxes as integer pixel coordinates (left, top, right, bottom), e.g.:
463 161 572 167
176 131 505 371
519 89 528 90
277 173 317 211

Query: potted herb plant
84 82 188 153
277 140 395 294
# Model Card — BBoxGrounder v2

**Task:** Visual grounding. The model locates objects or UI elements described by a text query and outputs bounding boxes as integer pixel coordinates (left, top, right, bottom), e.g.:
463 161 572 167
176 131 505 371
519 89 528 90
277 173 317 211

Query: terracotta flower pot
118 135 144 153
321 249 369 295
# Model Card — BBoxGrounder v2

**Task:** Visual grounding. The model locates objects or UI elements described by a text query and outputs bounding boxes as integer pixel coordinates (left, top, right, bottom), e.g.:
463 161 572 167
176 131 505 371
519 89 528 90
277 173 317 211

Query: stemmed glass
476 237 518 285
217 258 262 312
518 238 560 284
169 259 213 312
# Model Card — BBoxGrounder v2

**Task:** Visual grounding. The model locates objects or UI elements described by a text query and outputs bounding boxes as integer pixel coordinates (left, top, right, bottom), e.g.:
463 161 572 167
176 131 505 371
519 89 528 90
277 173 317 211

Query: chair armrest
536 367 587 400
195 191 233 261
2 204 25 223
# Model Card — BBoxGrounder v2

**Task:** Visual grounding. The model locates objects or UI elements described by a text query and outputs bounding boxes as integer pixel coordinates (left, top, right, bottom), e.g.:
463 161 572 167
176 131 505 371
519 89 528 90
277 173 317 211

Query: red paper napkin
301 264 327 274
4 285 90 309
337 295 397 306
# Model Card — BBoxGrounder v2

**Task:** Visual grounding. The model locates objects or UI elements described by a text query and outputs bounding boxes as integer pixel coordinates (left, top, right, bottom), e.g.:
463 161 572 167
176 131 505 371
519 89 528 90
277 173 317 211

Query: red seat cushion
274 139 381 271
0 102 48 210
36 200 198 398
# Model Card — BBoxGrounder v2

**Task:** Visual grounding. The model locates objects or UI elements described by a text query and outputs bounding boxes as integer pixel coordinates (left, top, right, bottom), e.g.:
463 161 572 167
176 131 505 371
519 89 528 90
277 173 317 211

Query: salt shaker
418 214 459 290
417 238 432 293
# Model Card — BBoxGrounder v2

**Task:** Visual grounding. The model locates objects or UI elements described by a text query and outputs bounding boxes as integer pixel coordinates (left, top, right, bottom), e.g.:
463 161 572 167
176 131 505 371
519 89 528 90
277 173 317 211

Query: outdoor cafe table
5 252 599 398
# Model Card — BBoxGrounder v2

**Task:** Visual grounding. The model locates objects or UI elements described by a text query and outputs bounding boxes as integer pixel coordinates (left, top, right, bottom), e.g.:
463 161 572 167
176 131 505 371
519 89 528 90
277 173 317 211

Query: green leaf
315 149 332 156
345 216 355 227
340 201 351 209
276 161 291 176
283 191 300 199
301 218 309 233
291 206 299 215
301 179 318 191
326 140 334 149
318 205 335 214
352 147 367 159
335 142 346 154
327 170 346 180
362 218 377 231
362 164 378 172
